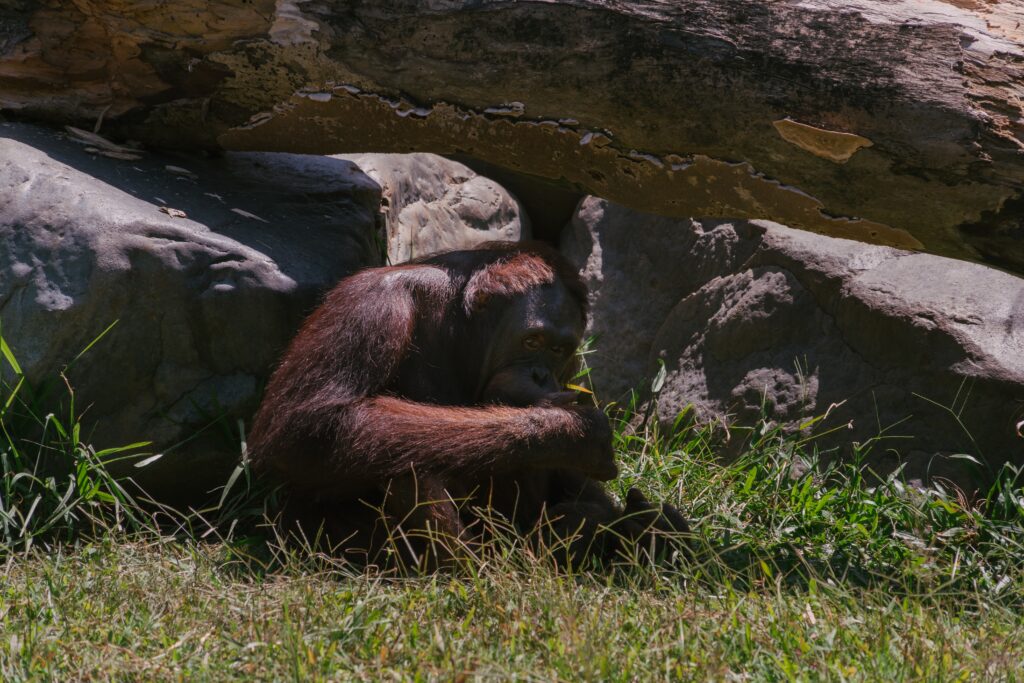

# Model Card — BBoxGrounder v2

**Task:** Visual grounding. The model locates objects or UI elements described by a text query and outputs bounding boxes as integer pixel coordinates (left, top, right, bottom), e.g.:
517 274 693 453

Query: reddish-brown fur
249 242 687 568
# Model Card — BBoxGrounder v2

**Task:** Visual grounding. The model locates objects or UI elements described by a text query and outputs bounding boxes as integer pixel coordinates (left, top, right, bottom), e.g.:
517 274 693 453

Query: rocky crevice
222 85 923 251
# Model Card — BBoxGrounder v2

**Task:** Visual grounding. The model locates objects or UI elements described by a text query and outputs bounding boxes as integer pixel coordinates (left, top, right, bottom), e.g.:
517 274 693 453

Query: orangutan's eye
523 335 543 351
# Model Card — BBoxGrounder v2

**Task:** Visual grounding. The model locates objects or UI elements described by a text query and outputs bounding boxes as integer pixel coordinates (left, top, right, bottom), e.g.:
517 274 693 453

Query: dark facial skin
477 281 585 407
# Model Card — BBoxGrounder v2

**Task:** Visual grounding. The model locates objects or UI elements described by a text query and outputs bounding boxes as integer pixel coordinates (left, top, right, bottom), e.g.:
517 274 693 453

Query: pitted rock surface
563 197 1024 485
337 153 529 264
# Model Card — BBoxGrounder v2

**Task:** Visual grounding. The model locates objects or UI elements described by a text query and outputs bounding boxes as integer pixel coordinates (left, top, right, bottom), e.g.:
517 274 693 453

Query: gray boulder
0 123 381 498
337 153 529 264
563 197 1024 485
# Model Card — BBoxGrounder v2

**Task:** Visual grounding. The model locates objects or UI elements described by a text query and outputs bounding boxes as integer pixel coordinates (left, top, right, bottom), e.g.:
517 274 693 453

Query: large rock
4 1 1023 275
563 197 1024 484
336 153 529 263
0 123 381 498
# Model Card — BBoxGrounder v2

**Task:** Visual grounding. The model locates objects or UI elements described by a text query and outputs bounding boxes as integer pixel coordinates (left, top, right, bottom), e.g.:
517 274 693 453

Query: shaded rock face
563 197 1024 485
0 124 381 497
562 199 757 401
337 153 529 263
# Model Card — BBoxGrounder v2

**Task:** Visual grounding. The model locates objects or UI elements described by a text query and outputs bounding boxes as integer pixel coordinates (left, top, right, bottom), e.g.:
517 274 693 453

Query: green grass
0 322 152 553
613 405 1024 601
2 537 1022 681
2 329 1024 680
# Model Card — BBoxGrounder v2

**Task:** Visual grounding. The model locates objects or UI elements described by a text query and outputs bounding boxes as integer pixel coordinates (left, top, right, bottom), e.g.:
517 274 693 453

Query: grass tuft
0 324 154 554
609 401 1024 603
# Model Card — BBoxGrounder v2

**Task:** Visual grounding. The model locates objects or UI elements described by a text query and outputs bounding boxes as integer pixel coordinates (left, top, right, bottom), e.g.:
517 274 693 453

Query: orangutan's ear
463 272 494 316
